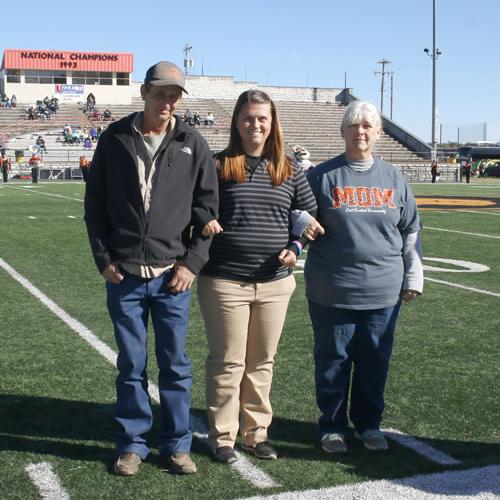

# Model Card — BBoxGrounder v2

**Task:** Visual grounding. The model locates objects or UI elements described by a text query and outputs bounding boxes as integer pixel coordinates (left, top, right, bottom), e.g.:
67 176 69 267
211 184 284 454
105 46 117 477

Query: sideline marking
0 257 277 490
383 428 460 465
5 185 83 202
424 226 500 239
240 465 500 500
425 277 500 298
25 462 70 500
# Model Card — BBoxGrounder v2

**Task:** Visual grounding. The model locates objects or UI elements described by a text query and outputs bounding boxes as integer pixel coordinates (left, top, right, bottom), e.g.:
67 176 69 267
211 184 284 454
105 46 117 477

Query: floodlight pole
424 0 442 159
183 44 193 75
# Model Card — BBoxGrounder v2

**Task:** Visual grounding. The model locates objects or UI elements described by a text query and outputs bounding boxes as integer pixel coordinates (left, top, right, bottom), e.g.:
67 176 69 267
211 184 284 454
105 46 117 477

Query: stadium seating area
1 96 427 174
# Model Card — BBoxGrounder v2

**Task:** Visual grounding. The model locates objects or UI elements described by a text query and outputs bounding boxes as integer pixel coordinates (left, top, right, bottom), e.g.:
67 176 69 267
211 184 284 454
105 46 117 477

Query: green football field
0 178 499 499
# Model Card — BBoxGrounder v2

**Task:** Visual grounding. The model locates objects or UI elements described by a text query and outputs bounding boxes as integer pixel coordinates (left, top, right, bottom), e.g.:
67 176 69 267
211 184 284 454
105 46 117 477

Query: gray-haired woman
305 100 423 453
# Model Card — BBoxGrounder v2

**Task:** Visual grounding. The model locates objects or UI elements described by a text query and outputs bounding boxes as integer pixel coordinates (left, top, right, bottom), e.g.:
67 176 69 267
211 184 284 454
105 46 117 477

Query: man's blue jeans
106 271 192 459
308 301 401 436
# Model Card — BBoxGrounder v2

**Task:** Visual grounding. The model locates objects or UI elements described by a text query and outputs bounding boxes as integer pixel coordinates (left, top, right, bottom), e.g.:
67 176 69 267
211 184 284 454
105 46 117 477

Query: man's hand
102 262 125 284
401 289 419 303
167 261 195 293
303 218 325 240
201 219 223 237
278 249 297 268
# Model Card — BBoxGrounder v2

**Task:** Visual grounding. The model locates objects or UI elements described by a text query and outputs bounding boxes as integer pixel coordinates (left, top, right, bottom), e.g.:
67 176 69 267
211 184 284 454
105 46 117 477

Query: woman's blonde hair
218 90 292 185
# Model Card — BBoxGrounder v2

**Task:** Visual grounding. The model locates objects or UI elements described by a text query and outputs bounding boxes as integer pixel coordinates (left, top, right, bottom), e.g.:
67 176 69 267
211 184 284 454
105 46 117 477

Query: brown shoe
165 453 197 474
113 452 142 476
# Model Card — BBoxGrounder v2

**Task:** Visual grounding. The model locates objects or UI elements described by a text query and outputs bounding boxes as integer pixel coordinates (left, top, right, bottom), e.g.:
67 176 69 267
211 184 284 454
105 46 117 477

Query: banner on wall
55 84 84 101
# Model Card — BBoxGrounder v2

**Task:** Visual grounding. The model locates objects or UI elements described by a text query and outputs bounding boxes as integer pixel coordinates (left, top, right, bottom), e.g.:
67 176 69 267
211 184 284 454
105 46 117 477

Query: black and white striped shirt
201 154 317 282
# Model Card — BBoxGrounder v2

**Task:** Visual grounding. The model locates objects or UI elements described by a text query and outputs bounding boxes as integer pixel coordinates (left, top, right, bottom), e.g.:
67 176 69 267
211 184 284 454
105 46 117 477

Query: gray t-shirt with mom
305 154 420 310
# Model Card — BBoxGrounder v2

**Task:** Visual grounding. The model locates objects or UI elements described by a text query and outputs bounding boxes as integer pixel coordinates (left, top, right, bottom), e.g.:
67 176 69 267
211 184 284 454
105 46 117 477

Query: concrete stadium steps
2 97 425 167
0 103 88 141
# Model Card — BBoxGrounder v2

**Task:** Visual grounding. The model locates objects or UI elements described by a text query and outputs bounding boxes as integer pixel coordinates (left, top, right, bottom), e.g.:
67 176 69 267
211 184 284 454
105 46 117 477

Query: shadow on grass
1 397 498 481
0 396 212 467
266 415 500 476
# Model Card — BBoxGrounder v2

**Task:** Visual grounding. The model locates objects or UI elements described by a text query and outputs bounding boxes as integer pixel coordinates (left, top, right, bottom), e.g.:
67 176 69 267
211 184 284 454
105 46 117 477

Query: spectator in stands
90 125 98 142
103 108 113 121
84 60 218 477
430 160 438 183
83 137 93 149
36 135 47 153
79 155 89 182
193 112 201 127
86 93 96 112
10 95 17 108
92 109 101 121
205 111 215 126
183 109 193 125
49 97 58 113
197 89 317 464
1 151 11 183
304 100 423 454
43 96 50 107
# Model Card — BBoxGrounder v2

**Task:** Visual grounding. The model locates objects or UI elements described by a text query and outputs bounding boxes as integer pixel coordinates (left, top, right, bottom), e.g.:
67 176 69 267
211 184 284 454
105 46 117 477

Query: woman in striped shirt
198 90 317 464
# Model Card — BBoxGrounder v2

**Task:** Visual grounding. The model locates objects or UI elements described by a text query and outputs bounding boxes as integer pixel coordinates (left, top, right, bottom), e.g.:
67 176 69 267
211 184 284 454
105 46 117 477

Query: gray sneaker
320 433 347 453
354 429 388 451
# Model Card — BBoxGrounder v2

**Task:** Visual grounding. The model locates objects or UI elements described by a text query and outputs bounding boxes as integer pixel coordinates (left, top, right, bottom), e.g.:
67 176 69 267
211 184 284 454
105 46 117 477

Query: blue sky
2 0 499 143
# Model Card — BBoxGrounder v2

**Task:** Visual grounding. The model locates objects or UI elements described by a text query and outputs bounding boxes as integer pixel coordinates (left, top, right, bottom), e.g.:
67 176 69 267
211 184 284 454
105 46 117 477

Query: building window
6 69 21 83
23 70 67 84
116 72 130 86
72 71 114 85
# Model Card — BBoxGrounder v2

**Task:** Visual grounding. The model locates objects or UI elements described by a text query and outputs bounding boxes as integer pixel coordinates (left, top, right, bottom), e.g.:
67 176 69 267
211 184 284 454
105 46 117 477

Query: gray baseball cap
144 61 188 93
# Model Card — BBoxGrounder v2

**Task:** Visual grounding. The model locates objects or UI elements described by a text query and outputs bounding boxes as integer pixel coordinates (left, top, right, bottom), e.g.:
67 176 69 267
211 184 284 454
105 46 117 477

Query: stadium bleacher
1 94 441 181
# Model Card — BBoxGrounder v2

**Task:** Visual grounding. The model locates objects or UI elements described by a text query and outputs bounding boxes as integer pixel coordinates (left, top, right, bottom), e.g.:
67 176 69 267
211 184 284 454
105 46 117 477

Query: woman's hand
202 219 223 237
303 218 325 240
278 249 297 267
401 289 419 302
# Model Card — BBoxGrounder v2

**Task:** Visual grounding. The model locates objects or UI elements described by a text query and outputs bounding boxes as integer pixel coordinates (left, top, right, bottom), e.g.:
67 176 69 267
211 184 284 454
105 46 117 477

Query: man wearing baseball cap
85 61 218 476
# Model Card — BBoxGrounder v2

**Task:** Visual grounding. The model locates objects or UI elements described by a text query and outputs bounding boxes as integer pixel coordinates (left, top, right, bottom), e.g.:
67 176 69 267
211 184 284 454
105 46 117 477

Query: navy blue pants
106 271 192 459
308 301 401 436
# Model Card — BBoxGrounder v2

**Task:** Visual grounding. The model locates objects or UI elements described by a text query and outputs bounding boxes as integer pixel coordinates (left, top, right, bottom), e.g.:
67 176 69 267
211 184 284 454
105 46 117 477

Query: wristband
290 240 303 256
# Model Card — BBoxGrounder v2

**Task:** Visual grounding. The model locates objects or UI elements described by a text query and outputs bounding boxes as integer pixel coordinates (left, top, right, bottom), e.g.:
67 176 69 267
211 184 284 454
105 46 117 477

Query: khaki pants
197 274 296 449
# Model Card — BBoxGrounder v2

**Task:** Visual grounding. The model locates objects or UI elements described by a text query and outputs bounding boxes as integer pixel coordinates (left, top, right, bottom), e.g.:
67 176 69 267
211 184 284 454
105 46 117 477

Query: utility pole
388 72 394 120
374 59 391 115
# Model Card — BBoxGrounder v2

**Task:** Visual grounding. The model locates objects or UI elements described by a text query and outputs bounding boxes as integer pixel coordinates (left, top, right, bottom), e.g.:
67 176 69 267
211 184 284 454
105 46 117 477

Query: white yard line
383 428 460 465
25 462 70 500
424 226 500 239
240 465 500 500
0 257 277 490
425 277 500 298
5 185 83 202
455 210 500 216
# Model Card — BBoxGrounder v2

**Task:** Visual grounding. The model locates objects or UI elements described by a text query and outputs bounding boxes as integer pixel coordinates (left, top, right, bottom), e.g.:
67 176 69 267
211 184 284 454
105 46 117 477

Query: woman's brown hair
218 90 292 185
